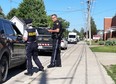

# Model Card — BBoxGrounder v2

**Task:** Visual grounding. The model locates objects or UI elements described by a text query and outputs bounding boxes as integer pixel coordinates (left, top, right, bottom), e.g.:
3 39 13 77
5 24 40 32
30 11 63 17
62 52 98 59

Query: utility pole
85 12 88 41
87 0 91 45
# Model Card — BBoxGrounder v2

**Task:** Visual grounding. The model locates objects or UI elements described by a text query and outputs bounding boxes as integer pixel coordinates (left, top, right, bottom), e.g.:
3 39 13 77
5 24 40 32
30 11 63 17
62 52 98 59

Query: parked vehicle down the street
68 32 77 44
61 38 68 50
0 18 26 83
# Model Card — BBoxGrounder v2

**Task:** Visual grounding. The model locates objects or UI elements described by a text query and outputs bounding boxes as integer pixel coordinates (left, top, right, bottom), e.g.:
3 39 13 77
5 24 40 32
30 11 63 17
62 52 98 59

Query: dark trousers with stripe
50 38 61 66
26 42 43 73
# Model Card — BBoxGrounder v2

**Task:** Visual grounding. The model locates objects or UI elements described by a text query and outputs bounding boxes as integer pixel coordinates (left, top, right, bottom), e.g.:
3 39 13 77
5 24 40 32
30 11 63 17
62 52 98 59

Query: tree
58 18 70 29
91 17 97 38
7 8 17 19
61 19 70 37
0 6 5 18
80 27 84 40
72 28 80 35
16 0 48 27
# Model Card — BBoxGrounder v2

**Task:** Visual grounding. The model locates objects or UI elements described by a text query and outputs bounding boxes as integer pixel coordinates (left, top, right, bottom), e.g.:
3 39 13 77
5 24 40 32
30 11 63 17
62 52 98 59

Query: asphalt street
3 42 114 84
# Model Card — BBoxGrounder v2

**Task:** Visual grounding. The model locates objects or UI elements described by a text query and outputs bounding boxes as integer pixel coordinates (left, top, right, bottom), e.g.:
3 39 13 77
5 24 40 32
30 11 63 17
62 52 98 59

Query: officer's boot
55 60 62 67
47 62 55 68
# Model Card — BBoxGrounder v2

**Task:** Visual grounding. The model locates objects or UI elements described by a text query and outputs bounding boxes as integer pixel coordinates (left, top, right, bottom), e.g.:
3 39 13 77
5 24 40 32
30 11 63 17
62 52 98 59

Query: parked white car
61 38 68 49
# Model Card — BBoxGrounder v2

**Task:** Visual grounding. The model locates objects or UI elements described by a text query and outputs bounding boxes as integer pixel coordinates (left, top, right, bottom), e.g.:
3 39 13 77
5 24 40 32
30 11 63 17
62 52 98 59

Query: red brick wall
104 17 116 40
104 18 112 31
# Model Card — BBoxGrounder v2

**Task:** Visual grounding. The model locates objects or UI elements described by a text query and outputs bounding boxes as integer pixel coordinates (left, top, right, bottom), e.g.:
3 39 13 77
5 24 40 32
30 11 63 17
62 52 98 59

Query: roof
10 16 32 25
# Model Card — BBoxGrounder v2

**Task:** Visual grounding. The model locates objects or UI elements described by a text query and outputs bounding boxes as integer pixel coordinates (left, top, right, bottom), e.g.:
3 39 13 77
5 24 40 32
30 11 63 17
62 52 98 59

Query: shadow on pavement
5 67 25 82
39 70 47 84
38 70 73 84
38 52 52 56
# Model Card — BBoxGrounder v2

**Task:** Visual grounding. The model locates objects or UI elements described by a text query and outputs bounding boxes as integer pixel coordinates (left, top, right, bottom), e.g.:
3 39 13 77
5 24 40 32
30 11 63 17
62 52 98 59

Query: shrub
112 40 116 45
99 41 104 45
105 40 113 46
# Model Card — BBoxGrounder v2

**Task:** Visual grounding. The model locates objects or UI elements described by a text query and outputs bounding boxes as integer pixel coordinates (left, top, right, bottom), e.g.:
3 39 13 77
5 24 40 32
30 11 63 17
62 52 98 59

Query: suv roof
0 18 12 23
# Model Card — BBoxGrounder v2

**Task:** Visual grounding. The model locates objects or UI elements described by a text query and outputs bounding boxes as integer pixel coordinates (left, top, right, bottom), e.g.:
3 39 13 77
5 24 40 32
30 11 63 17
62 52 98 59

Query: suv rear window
37 28 51 35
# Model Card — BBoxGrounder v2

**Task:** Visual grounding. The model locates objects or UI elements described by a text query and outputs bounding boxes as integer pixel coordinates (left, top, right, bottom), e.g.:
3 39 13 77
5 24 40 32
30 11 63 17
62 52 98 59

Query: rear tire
0 56 8 83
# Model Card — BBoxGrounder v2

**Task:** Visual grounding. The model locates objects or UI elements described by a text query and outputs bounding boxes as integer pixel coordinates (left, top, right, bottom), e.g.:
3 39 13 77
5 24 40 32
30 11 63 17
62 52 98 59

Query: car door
11 24 26 60
3 22 26 65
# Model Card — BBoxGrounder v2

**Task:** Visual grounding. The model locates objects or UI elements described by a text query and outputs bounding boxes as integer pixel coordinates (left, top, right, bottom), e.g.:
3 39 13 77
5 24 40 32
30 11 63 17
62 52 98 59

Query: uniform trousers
50 38 61 66
26 42 43 73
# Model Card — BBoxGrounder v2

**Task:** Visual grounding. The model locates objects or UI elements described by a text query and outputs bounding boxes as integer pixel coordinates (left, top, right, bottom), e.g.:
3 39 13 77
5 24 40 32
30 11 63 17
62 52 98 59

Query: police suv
36 27 53 52
0 18 26 83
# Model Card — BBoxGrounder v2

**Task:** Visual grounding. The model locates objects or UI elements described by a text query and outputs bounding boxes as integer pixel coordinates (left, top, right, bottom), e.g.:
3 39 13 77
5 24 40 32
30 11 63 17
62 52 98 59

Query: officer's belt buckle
27 42 31 43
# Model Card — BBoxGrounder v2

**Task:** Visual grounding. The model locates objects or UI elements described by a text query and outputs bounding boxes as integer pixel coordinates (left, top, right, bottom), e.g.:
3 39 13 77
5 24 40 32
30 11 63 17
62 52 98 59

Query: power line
46 9 83 13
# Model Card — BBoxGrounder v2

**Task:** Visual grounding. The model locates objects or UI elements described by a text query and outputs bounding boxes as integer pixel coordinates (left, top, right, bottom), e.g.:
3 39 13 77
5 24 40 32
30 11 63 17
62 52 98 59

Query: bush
94 40 98 43
112 40 116 45
105 40 113 46
99 41 104 45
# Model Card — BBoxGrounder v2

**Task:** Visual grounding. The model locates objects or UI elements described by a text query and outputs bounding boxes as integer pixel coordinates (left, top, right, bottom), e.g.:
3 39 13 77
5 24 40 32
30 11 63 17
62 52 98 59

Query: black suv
36 27 53 52
0 18 26 83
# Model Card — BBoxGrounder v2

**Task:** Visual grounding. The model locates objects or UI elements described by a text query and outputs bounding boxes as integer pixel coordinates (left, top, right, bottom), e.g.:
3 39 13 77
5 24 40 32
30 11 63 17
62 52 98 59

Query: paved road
3 42 114 84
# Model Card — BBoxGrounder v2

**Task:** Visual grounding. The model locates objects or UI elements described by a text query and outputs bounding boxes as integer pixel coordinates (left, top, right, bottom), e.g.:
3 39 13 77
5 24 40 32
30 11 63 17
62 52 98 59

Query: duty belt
27 41 36 43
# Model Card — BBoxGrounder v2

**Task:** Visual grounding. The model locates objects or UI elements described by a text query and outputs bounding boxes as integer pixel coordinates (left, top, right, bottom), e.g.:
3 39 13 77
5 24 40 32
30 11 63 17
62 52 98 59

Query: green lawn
105 65 116 83
90 46 116 53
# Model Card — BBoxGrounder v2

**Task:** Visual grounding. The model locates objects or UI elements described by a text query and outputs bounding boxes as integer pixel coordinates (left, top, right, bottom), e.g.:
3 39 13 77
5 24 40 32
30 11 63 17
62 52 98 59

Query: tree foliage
6 0 70 37
91 17 97 38
0 6 5 18
47 15 70 29
72 28 80 35
7 8 17 19
16 0 48 27
80 27 84 39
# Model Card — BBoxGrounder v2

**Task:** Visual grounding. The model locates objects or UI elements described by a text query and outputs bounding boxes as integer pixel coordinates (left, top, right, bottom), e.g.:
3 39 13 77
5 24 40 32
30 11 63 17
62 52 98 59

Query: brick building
104 16 116 40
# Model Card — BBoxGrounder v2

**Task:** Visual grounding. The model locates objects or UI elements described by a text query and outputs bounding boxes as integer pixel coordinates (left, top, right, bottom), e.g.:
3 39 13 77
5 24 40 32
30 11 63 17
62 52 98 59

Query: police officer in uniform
23 23 44 76
47 14 62 68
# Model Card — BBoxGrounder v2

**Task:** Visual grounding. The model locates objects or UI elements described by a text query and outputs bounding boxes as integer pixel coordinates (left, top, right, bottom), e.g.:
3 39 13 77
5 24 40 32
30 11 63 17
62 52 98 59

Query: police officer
47 14 62 68
23 23 44 76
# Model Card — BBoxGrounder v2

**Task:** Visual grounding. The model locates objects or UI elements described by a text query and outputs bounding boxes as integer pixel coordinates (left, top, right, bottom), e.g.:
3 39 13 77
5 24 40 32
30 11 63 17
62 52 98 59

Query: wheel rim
1 57 8 82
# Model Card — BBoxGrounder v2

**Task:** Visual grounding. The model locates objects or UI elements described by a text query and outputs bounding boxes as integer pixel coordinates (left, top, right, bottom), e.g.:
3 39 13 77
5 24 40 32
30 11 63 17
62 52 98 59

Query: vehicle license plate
38 46 42 49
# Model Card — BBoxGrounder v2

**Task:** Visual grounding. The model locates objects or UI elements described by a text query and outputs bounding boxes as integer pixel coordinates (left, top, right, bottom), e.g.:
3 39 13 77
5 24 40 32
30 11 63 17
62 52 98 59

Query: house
104 16 116 40
10 16 32 35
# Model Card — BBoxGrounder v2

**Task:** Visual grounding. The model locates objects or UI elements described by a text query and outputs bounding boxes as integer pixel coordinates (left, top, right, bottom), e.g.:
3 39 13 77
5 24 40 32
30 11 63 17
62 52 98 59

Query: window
3 22 14 35
69 35 76 38
37 28 51 35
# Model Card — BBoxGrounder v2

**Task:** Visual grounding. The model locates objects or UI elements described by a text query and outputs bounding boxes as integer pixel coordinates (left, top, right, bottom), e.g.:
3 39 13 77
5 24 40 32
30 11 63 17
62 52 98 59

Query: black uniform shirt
53 20 62 31
52 20 62 39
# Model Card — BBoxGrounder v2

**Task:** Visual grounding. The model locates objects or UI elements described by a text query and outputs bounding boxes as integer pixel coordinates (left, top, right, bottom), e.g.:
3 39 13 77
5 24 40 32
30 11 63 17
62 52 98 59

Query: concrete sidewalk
30 41 114 84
